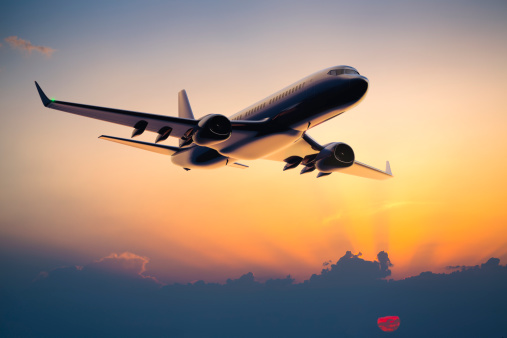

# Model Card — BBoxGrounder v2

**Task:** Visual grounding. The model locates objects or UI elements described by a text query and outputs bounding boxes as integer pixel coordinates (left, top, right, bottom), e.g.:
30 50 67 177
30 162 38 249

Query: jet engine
192 114 232 146
314 142 355 172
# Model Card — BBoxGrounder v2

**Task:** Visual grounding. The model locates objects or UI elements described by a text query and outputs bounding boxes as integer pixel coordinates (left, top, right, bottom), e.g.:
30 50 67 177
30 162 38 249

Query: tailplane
99 135 180 155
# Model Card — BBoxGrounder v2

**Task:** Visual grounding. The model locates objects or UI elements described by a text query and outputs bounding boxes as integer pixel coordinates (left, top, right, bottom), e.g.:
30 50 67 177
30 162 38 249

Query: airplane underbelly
215 129 303 160
171 146 228 169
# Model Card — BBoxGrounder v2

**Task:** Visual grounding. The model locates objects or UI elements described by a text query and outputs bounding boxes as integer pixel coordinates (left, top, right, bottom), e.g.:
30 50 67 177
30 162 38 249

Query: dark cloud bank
1 251 506 337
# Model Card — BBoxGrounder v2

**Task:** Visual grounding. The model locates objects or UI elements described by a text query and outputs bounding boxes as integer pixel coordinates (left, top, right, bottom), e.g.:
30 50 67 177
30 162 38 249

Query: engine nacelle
315 142 355 172
192 114 232 146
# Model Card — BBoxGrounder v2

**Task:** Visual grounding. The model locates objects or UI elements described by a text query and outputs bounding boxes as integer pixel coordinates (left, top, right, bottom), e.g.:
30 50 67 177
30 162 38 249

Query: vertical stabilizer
178 90 194 120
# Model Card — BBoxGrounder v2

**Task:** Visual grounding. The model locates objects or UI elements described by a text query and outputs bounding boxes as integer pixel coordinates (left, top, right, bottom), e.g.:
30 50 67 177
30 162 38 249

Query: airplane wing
338 160 392 180
36 82 199 139
35 82 269 141
264 133 393 179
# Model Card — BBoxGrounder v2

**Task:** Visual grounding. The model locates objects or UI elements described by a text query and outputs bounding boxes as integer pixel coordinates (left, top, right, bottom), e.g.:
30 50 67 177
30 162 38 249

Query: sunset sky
1 0 507 286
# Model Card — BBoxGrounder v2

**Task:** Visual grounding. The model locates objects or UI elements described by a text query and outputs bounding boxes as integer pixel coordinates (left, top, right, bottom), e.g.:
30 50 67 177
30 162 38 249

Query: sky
1 0 507 290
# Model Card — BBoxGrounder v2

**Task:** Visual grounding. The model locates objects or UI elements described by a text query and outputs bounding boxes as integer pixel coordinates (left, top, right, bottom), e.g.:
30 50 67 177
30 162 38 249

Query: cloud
225 272 261 288
87 251 161 284
322 211 343 224
37 251 161 284
481 257 500 269
4 36 55 57
446 258 500 271
265 275 294 288
2 251 506 337
322 260 332 267
377 250 393 271
91 252 150 276
308 250 392 286
368 200 439 216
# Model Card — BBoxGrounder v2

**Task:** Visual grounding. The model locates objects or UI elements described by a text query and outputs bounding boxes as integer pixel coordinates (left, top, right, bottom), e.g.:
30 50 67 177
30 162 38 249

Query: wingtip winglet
386 161 392 176
34 81 51 107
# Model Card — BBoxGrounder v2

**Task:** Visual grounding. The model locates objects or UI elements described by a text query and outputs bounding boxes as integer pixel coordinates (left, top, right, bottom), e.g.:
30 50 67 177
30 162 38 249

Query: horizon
32 249 507 285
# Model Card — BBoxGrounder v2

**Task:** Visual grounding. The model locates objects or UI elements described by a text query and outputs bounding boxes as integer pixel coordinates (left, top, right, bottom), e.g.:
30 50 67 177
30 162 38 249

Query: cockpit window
328 68 359 76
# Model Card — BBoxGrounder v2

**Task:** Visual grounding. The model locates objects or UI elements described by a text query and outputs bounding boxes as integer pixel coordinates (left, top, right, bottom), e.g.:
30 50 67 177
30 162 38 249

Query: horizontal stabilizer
99 135 180 155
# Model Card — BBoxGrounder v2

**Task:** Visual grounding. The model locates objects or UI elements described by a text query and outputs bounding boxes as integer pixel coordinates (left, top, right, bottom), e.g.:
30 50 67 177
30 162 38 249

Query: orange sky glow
1 1 507 284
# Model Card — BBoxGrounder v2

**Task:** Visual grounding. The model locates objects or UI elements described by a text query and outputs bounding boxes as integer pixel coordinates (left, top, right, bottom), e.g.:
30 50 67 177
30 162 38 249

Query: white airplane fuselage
171 66 369 168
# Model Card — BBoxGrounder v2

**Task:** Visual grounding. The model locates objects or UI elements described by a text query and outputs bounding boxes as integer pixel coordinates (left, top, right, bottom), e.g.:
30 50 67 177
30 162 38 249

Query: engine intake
315 142 355 172
192 114 232 146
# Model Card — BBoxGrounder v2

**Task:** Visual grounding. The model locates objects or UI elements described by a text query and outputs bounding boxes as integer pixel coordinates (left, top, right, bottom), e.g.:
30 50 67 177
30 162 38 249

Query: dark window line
235 81 306 120
268 82 305 105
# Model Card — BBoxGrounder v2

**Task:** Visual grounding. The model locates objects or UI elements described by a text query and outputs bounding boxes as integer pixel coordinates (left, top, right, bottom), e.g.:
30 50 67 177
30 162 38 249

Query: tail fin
178 90 194 120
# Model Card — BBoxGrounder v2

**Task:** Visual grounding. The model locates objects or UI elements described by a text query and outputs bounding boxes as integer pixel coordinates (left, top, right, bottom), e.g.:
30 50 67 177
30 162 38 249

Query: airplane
35 66 392 179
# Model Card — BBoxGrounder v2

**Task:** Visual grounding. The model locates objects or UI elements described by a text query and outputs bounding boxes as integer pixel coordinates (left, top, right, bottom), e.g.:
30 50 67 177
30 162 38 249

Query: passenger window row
234 82 306 120
269 82 305 105
244 102 267 117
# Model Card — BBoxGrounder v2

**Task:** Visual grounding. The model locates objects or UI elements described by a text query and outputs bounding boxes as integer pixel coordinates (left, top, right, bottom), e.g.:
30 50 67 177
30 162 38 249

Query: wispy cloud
369 200 438 215
4 36 55 57
322 211 344 225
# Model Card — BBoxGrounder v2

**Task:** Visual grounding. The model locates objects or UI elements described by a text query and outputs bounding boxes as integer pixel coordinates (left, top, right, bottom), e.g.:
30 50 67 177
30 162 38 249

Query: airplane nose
348 76 369 100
